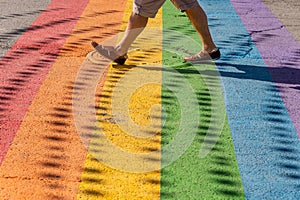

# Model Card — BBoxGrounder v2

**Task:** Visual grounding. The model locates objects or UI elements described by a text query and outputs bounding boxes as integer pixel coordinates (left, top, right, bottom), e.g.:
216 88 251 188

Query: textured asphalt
207 0 300 198
0 0 51 57
262 0 300 42
1 0 300 199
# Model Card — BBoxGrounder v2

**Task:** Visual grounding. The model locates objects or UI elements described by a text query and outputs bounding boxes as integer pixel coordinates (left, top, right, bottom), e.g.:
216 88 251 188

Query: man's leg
185 4 216 52
115 12 148 55
91 13 148 65
115 0 167 55
91 0 165 65
170 0 219 61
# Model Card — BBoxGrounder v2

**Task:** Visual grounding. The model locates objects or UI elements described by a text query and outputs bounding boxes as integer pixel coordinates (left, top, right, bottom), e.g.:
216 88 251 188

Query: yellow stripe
77 0 162 199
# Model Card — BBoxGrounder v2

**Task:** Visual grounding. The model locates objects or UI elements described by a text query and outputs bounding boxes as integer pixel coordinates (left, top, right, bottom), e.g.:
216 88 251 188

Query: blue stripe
199 0 300 199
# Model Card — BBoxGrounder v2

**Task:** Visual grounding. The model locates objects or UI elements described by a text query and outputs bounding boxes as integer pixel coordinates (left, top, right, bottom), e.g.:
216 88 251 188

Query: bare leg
116 12 148 55
185 4 216 52
91 12 148 65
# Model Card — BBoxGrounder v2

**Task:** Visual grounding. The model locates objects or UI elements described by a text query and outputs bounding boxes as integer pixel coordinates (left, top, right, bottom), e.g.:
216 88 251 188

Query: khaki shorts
133 0 198 18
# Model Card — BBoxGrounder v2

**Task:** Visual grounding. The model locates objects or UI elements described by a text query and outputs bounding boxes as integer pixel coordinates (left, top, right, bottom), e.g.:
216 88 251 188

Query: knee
129 12 148 27
129 12 148 21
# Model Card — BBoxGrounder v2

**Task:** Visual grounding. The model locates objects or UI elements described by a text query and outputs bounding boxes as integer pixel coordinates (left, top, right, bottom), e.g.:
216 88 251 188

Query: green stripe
161 2 245 199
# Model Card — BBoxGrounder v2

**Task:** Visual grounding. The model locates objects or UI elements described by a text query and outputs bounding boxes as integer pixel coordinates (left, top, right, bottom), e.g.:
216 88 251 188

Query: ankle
203 47 217 53
202 43 217 52
115 45 128 56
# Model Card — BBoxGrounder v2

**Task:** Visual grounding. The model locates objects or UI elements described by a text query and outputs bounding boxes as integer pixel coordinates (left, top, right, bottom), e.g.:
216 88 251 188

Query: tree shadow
203 1 300 195
160 63 245 199
0 4 125 199
73 44 163 198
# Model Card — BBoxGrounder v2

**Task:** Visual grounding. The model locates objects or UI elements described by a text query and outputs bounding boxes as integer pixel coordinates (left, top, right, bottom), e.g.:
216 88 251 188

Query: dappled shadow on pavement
0 3 125 199
204 0 300 195
73 45 162 198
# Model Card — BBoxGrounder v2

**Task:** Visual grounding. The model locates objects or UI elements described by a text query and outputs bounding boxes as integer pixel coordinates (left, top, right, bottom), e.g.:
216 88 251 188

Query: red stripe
0 0 89 164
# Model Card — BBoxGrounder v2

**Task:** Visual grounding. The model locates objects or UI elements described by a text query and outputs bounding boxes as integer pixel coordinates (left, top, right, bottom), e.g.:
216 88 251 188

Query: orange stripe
0 0 126 199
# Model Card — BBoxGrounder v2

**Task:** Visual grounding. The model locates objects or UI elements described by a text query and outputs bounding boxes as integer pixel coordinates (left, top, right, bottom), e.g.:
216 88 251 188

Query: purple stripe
231 0 300 137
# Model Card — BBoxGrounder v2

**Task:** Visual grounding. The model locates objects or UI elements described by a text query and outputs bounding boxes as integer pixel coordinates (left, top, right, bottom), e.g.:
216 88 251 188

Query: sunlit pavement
0 0 300 199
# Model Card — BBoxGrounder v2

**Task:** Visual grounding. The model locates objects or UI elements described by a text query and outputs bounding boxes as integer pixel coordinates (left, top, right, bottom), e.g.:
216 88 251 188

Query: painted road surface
0 0 300 199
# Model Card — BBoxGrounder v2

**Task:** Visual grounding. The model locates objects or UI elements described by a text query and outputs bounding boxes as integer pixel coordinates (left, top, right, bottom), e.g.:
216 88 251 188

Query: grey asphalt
1 1 299 58
0 0 300 199
262 0 300 42
0 0 50 57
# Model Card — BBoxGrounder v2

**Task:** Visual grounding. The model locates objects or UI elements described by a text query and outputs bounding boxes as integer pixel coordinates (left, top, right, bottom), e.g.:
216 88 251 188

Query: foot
183 48 220 63
91 41 128 65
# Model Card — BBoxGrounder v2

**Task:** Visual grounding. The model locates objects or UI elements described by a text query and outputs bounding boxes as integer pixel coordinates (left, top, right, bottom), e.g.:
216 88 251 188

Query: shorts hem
133 4 158 18
177 1 198 12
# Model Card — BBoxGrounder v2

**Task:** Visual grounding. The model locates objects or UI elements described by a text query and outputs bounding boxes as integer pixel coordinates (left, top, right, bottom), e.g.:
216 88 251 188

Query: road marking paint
0 0 126 199
76 0 162 199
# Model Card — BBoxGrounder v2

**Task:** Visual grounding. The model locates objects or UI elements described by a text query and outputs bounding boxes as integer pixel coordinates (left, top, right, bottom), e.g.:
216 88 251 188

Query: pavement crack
249 25 284 35
241 47 254 58
245 8 254 15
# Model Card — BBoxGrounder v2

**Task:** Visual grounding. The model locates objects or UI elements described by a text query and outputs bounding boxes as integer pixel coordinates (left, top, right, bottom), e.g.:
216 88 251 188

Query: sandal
91 41 128 65
183 48 220 63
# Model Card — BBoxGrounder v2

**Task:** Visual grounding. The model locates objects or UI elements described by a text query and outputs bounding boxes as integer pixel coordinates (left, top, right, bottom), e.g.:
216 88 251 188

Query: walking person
92 0 220 65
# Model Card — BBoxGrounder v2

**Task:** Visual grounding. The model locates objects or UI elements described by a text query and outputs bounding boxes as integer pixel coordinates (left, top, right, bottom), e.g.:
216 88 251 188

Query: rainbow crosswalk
0 0 300 199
